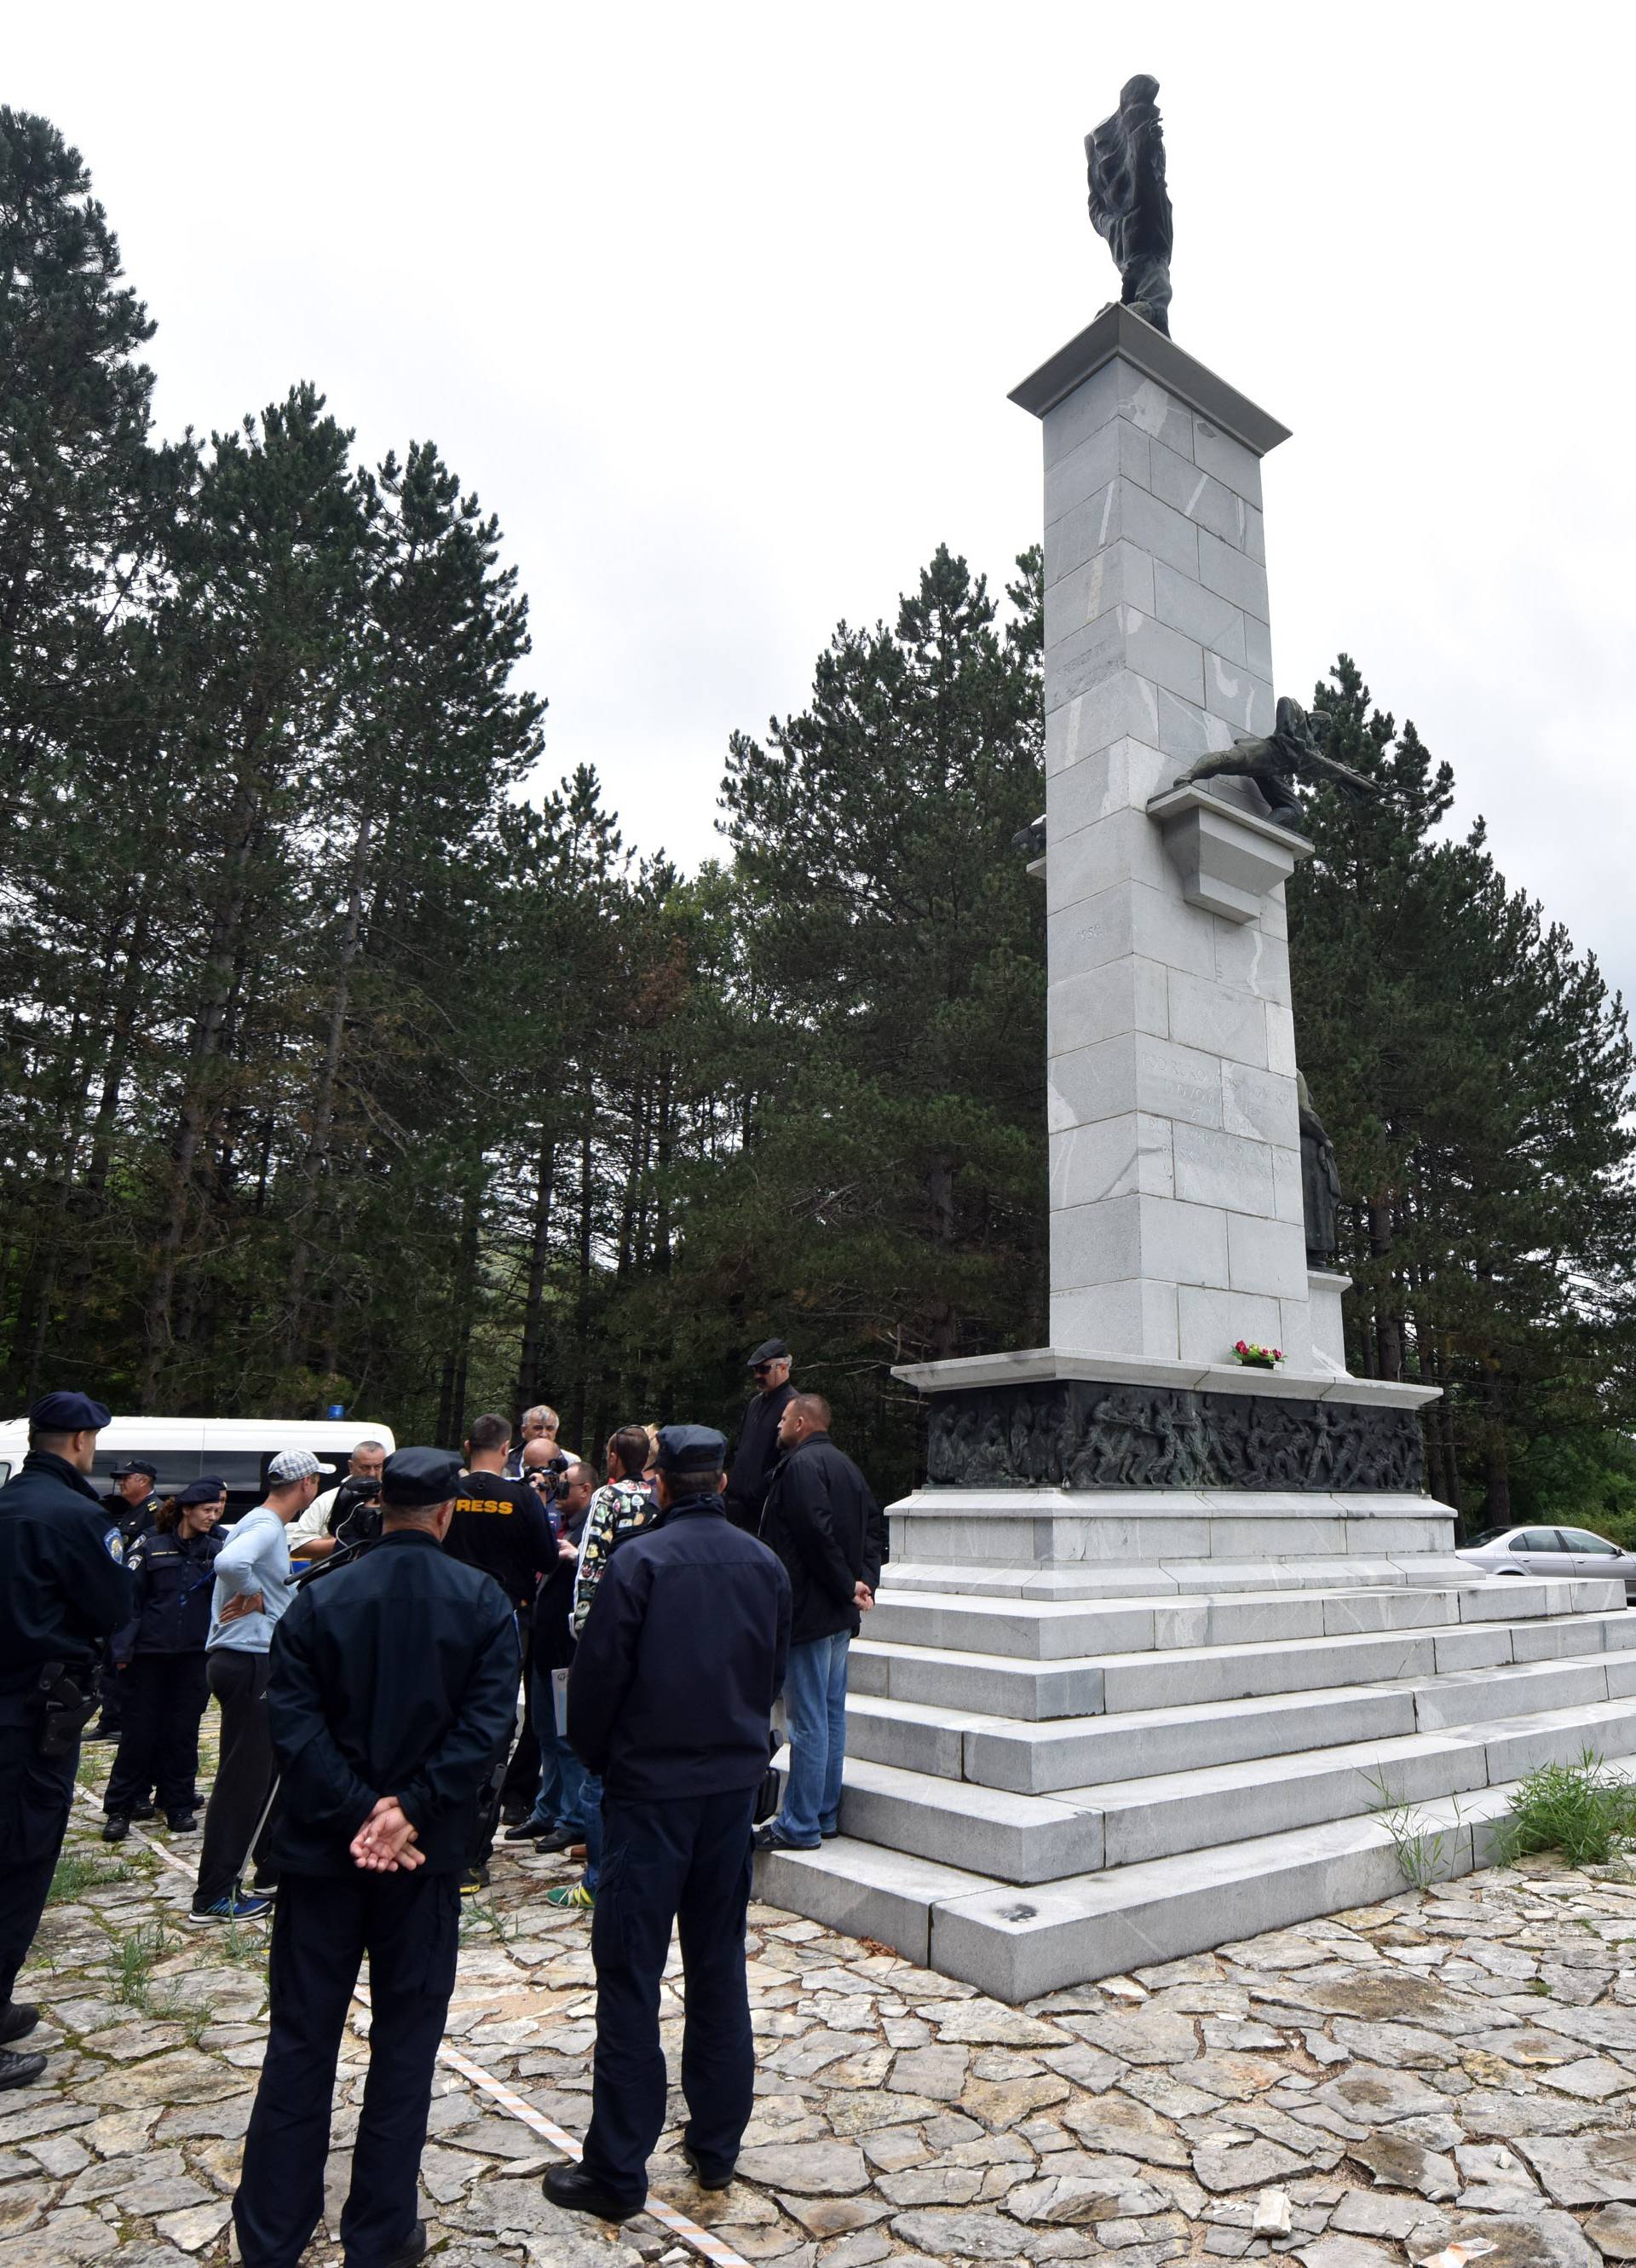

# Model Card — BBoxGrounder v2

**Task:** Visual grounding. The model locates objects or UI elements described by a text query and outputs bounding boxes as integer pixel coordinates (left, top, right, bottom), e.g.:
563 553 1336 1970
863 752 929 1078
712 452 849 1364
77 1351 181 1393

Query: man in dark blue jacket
0 1392 129 2091
232 1447 518 2268
544 1425 790 2224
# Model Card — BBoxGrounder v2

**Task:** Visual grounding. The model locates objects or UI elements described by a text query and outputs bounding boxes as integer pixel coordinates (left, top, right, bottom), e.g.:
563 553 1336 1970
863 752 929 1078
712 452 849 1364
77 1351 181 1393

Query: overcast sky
13 3 1636 1004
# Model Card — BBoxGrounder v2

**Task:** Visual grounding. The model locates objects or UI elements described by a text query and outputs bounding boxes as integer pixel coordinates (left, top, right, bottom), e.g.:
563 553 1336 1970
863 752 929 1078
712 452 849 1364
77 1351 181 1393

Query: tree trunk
285 794 374 1363
515 1131 556 1417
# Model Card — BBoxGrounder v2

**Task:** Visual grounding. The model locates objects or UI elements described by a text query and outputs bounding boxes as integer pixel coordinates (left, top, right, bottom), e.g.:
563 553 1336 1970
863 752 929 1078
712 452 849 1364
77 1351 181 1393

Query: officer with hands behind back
231 1447 519 2268
0 1393 131 2090
544 1423 791 2225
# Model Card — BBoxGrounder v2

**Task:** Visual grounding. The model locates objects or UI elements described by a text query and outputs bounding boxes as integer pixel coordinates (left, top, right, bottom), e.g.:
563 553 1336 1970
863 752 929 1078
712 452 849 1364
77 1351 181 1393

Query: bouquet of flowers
1232 1340 1282 1370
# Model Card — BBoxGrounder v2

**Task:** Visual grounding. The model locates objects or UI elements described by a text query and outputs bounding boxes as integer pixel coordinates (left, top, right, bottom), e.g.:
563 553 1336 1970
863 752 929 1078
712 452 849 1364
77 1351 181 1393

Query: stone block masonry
1013 308 1307 1368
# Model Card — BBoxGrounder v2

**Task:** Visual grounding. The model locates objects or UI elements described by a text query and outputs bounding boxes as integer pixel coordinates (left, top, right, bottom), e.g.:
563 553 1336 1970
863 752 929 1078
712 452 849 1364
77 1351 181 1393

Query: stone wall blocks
1171 1122 1277 1217
1128 882 1220 981
1149 437 1255 551
1190 418 1264 505
1204 653 1276 736
1041 362 1123 469
1223 1061 1299 1146
1178 1284 1283 1368
1212 920 1293 1003
1046 885 1137 983
1042 418 1124 525
1051 1192 1144 1291
1043 540 1155 644
1198 528 1270 620
1115 370 1197 458
1119 608 1207 706
1049 1114 1175 1212
1120 479 1202 578
1167 967 1270 1068
1226 1212 1310 1301
1051 1279 1182 1365
1133 1030 1228 1128
1244 612 1274 679
1136 1192 1230 1290
1150 561 1247 663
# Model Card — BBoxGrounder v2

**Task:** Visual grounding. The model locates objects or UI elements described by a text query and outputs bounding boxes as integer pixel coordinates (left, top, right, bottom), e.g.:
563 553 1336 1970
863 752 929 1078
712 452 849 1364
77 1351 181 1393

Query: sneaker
165 1812 199 1834
543 1882 594 1911
101 1815 130 1844
186 1886 273 1926
458 1867 491 1897
250 1879 279 1901
752 1824 820 1853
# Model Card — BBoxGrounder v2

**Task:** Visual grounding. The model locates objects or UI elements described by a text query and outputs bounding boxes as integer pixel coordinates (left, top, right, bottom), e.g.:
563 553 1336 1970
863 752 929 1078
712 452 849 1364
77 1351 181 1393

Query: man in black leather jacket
753 1394 886 1853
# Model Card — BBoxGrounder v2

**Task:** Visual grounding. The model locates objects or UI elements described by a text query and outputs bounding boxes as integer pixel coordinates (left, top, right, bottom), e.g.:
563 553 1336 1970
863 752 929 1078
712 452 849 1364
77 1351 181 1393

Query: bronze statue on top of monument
1086 73 1173 337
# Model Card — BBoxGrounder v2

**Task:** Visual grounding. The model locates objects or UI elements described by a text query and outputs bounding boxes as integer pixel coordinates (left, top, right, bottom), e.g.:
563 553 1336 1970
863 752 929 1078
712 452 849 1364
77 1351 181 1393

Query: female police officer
103 1477 228 1842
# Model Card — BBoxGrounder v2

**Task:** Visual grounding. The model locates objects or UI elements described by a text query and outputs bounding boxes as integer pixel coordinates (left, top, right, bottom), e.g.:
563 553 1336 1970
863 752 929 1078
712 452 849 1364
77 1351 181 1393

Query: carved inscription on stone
925 1381 1423 1493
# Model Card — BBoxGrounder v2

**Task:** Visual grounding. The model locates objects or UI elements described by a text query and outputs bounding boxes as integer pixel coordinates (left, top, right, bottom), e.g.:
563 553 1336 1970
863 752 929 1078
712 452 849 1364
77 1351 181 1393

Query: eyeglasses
752 1363 774 1376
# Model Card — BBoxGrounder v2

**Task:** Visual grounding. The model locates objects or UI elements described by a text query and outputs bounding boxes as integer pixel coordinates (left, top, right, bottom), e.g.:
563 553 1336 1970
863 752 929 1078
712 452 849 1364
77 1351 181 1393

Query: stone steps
863 1574 1602 1659
849 1594 1633 1721
846 1621 1636 1791
755 1774 1523 2003
828 1691 1636 1882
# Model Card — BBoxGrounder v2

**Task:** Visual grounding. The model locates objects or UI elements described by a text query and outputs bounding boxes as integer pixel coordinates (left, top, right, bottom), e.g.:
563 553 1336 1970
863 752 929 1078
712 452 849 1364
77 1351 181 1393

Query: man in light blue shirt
189 1451 328 1924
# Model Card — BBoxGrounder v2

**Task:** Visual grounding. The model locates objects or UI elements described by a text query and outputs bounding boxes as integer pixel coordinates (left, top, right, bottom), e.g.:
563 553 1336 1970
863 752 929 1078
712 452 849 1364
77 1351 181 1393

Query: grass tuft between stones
1495 1747 1636 1869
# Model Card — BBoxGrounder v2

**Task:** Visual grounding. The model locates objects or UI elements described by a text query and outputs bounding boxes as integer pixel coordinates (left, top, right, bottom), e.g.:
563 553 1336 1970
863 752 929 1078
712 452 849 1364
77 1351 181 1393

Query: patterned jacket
571 1478 656 1636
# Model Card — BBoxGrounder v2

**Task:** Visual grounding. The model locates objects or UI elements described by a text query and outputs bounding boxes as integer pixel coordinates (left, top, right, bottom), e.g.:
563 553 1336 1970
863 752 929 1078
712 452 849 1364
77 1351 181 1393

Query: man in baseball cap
0 1392 126 2088
187 1448 329 1926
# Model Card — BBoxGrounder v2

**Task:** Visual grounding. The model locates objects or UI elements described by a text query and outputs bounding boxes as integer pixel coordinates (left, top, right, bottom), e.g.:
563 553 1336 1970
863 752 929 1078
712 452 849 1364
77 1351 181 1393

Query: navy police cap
656 1423 728 1475
112 1459 158 1482
29 1391 112 1432
381 1445 463 1507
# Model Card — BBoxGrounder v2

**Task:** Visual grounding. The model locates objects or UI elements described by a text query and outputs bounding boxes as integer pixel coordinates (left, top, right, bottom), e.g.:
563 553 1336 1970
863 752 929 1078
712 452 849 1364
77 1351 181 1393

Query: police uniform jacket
567 1491 791 1802
0 1451 132 1705
725 1382 795 1531
758 1430 887 1648
264 1527 519 1877
112 1526 224 1665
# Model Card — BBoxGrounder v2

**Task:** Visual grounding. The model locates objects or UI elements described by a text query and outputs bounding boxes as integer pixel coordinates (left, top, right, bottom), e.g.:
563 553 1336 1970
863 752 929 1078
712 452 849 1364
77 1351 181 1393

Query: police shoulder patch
103 1527 125 1564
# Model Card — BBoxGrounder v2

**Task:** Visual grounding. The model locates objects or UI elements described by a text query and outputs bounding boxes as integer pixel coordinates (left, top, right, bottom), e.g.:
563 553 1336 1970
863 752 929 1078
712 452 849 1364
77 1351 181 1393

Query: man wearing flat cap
724 1337 796 1535
0 1392 129 2092
232 1446 518 2268
544 1423 791 2225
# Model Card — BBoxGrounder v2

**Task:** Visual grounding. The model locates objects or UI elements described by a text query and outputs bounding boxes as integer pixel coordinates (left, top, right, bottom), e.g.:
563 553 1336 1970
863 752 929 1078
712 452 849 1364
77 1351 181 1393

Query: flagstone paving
4 1745 1636 2266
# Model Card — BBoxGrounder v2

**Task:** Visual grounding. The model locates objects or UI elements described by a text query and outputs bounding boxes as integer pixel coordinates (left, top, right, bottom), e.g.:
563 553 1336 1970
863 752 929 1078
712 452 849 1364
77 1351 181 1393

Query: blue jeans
777 1631 850 1846
525 1665 567 1831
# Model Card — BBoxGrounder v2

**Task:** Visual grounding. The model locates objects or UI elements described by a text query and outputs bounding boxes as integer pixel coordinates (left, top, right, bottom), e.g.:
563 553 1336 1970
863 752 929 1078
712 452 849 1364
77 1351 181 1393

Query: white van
0 1415 397 1520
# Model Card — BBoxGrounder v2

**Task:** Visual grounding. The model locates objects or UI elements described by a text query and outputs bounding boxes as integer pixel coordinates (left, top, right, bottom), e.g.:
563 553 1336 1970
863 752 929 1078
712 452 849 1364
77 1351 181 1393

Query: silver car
1456 1523 1636 1602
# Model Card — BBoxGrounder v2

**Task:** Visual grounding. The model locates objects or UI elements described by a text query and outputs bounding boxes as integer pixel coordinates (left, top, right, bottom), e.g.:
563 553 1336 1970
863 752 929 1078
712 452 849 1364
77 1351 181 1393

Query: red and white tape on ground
71 1789 755 2268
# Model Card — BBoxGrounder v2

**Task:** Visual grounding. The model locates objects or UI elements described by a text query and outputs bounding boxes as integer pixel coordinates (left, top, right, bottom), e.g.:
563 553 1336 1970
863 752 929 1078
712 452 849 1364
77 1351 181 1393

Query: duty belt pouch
36 1660 96 1760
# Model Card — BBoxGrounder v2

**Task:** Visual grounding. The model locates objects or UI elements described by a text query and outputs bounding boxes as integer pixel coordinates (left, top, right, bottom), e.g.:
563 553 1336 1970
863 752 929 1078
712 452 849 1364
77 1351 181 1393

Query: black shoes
102 1815 129 1843
0 2004 39 2046
0 2046 46 2092
166 1811 199 1833
361 2220 427 2268
543 2163 643 2221
682 2137 735 2191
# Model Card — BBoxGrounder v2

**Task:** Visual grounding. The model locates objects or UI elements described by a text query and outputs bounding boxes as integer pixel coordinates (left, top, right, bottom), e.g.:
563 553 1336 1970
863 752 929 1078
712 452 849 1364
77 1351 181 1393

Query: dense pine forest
3 110 1633 1521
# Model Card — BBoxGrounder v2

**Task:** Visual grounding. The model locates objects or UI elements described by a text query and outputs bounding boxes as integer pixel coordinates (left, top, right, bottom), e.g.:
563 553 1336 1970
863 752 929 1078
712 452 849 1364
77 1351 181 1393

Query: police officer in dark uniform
84 1457 163 1743
544 1425 790 2223
0 1392 131 2091
232 1447 518 2268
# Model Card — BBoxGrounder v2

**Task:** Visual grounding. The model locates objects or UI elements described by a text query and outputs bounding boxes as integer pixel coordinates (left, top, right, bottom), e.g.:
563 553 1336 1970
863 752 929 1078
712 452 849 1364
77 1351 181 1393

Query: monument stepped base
754 1496 1636 2000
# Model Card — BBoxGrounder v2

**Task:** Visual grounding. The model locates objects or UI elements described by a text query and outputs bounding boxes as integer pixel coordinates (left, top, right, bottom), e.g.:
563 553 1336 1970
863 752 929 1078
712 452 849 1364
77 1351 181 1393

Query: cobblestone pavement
4 1743 1636 2267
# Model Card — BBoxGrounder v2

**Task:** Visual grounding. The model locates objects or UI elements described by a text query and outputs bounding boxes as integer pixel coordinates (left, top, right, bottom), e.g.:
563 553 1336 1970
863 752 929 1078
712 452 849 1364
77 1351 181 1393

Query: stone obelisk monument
755 79 1633 2000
